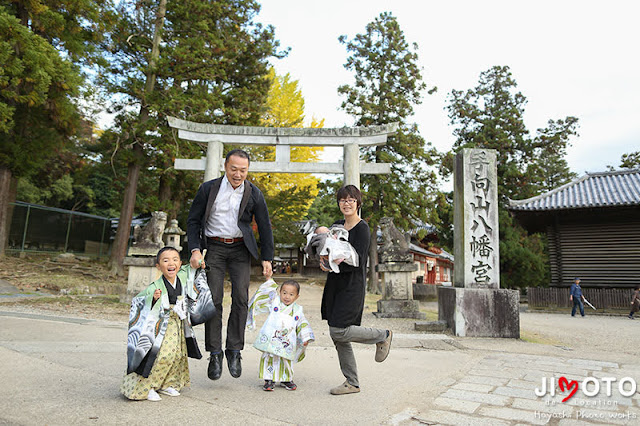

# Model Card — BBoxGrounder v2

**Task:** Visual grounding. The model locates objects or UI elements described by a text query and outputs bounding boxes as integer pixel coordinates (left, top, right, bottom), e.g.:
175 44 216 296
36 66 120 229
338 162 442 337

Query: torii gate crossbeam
167 116 397 188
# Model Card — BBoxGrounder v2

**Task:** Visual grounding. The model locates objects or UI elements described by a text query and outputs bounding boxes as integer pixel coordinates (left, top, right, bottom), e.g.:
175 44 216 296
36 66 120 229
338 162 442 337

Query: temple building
509 169 640 288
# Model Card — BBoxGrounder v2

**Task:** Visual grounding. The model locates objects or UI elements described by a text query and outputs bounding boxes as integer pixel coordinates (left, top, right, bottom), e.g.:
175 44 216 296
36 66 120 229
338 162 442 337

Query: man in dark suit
187 149 274 380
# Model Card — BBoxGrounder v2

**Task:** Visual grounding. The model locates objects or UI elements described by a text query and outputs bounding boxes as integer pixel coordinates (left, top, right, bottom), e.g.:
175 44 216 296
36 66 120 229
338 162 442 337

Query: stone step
414 320 449 332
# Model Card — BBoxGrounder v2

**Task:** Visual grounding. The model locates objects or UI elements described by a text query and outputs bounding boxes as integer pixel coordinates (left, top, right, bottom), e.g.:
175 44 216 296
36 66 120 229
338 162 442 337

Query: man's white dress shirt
205 175 244 239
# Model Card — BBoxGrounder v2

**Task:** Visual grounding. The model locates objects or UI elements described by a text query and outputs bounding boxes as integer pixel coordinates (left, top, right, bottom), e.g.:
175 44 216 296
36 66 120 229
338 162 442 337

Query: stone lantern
163 219 185 252
373 217 425 319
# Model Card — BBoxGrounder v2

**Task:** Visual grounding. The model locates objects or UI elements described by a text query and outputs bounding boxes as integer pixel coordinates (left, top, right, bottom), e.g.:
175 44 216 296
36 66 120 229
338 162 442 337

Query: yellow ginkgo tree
248 69 325 247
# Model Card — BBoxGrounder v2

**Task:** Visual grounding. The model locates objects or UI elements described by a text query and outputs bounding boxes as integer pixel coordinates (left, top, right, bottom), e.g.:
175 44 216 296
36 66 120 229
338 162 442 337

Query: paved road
1 282 639 425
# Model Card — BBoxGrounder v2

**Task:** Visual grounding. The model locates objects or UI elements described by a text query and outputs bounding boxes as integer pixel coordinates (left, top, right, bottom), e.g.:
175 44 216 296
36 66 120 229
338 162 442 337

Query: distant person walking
570 277 585 317
628 286 640 319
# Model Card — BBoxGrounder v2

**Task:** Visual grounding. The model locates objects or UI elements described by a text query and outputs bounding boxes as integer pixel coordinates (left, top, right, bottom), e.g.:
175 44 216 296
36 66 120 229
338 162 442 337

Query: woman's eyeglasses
338 199 357 205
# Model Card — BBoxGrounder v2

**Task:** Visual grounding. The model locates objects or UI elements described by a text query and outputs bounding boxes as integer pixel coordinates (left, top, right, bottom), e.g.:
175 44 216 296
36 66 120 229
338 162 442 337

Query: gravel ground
2 277 638 362
519 310 640 357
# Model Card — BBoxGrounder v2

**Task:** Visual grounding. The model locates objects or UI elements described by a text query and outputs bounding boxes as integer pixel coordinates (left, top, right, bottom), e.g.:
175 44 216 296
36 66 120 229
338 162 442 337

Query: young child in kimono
247 279 314 391
121 246 213 401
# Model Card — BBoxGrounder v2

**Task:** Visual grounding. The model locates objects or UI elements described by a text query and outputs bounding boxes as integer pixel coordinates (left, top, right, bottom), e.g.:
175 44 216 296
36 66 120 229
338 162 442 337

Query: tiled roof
509 169 640 211
409 243 454 261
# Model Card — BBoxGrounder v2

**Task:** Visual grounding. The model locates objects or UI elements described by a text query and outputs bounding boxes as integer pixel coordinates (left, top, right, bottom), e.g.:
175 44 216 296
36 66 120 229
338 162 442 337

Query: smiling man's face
224 154 249 189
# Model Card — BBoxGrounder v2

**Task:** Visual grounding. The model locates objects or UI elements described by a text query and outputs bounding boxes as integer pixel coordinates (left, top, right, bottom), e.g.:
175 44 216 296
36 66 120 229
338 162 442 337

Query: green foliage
499 210 549 289
620 151 640 169
305 180 344 227
0 0 112 64
0 8 82 175
527 118 578 192
432 190 453 252
444 65 579 288
266 186 316 247
98 0 284 220
338 12 439 234
17 175 73 205
446 66 579 202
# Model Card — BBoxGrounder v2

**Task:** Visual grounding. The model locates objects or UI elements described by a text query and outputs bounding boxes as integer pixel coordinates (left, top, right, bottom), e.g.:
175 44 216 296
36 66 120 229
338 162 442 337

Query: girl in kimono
121 246 213 401
247 279 314 391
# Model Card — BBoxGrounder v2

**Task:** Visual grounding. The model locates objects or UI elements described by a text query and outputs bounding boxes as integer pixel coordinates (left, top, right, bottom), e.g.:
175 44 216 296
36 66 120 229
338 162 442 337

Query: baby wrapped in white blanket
304 225 358 273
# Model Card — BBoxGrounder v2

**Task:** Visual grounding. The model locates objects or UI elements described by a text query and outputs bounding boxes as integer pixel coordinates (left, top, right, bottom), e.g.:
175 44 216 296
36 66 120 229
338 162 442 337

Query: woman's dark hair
225 149 250 165
336 184 362 208
281 280 300 295
156 246 181 264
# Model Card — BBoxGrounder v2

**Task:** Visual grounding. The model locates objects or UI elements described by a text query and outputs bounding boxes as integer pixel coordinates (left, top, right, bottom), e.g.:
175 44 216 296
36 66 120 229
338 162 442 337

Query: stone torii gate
167 117 397 186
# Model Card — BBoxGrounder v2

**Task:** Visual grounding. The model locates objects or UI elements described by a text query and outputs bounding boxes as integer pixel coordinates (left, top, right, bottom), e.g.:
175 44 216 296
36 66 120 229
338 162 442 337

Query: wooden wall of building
547 211 640 288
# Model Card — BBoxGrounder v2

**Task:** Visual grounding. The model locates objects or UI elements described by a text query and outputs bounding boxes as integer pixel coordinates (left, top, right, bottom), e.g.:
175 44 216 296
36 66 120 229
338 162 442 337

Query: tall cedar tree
338 12 439 293
0 0 110 255
445 65 579 288
100 0 283 274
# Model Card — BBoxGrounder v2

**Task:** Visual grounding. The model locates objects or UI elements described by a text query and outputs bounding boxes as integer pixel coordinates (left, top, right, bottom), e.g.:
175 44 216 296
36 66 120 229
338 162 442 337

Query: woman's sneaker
375 330 393 362
263 380 274 391
330 380 360 395
280 381 297 391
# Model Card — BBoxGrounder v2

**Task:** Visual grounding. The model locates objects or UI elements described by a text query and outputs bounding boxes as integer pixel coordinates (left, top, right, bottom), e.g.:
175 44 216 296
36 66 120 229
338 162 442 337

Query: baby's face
315 226 330 234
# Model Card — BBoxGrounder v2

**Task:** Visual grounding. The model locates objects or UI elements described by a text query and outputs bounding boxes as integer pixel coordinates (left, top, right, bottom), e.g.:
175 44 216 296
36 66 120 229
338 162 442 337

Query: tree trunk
0 166 13 257
170 172 186 220
108 144 143 275
107 0 168 275
158 172 171 206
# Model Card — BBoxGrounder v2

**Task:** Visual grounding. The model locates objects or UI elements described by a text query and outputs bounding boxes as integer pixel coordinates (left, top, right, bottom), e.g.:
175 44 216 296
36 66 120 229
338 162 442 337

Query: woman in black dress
320 185 392 395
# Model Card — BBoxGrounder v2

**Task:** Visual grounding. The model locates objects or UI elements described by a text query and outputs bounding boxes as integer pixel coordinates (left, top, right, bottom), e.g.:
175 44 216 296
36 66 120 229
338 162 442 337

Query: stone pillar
375 262 425 319
438 149 519 337
121 257 161 303
343 143 360 188
453 149 499 288
373 217 425 319
204 140 223 181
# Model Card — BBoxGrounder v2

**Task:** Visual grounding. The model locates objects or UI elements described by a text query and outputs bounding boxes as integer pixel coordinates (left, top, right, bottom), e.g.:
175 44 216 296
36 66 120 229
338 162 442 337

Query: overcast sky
257 0 640 180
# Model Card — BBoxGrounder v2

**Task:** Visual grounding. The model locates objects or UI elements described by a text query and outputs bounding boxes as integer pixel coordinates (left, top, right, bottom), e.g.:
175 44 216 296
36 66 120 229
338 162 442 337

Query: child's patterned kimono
247 279 314 382
121 266 214 400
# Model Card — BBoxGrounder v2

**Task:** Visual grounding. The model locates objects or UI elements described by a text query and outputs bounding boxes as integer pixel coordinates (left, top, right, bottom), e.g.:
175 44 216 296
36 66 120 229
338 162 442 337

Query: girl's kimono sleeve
246 279 277 330
294 306 315 363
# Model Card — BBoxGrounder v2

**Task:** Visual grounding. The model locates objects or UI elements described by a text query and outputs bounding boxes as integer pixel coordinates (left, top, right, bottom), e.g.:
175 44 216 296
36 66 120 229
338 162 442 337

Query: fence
527 287 634 311
7 202 113 257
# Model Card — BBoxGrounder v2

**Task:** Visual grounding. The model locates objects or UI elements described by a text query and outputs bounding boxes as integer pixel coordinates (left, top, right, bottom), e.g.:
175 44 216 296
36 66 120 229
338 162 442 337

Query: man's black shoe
225 349 242 378
207 352 223 380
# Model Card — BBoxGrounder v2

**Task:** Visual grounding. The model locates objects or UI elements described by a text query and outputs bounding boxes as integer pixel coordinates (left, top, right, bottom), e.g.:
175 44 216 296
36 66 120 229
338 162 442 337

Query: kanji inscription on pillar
453 148 500 288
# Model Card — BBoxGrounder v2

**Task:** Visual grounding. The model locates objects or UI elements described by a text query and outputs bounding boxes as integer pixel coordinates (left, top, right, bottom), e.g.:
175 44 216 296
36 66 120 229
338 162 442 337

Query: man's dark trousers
204 239 251 352
571 298 585 317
